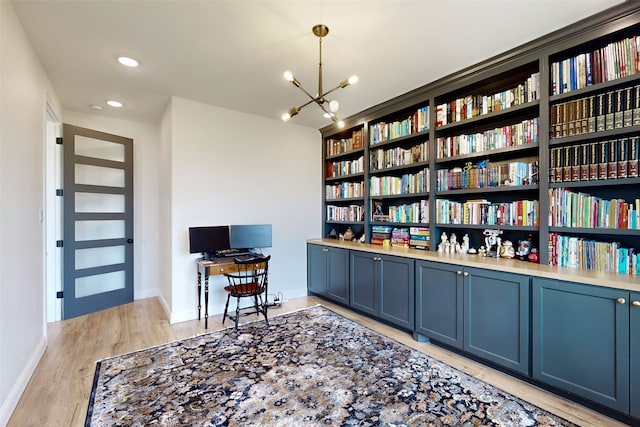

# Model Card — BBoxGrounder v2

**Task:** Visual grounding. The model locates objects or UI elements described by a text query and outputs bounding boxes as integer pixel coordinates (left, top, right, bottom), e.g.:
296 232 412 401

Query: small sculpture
343 227 355 241
461 234 470 254
449 233 458 254
483 229 502 256
516 239 532 260
438 232 448 253
499 240 515 258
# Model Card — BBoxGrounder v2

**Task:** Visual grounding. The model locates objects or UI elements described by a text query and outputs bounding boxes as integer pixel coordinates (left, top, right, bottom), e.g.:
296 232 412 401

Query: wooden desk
196 257 262 328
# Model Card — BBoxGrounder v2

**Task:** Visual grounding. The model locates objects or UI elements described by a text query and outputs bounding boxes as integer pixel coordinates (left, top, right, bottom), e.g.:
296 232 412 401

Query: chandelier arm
319 82 348 99
293 81 321 104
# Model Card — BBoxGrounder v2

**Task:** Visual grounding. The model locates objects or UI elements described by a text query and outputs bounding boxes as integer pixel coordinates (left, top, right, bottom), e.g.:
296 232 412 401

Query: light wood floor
8 296 628 426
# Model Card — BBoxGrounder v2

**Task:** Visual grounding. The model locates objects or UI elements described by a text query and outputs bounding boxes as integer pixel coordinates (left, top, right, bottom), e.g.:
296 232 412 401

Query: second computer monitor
229 224 272 250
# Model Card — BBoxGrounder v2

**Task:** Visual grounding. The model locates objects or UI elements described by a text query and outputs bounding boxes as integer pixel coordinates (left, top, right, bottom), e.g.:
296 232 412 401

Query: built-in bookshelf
319 3 640 276
323 126 366 239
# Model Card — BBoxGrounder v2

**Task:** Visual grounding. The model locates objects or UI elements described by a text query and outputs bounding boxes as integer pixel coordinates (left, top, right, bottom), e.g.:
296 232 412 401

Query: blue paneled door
62 124 134 319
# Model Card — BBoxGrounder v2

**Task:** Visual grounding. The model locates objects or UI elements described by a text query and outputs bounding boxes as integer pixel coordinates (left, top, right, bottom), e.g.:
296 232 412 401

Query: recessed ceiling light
117 56 139 67
106 100 123 108
90 104 103 110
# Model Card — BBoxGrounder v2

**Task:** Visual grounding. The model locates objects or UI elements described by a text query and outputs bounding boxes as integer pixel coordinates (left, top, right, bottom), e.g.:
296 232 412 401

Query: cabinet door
464 268 530 375
532 278 629 413
307 244 327 296
326 247 350 305
415 261 463 349
379 254 414 330
350 251 377 316
631 291 640 419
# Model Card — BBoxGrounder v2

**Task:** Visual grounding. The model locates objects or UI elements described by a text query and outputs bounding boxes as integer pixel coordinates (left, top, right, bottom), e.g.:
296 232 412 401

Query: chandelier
281 24 358 129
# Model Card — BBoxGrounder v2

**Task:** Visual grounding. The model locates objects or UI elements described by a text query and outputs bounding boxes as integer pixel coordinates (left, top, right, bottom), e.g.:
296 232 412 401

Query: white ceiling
11 0 626 129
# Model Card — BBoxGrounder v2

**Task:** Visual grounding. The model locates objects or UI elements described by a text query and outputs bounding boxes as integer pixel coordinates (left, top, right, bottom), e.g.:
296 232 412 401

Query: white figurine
438 232 448 253
461 234 470 254
449 233 457 254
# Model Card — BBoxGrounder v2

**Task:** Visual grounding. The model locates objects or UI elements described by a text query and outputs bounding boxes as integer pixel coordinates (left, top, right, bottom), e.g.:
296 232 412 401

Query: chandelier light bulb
348 75 359 85
337 120 345 129
117 56 139 67
283 71 294 82
281 112 291 121
329 99 340 112
323 112 331 118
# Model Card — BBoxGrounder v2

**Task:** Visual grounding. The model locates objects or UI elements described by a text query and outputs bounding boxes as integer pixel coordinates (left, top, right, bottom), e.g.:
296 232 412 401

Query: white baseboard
0 335 47 426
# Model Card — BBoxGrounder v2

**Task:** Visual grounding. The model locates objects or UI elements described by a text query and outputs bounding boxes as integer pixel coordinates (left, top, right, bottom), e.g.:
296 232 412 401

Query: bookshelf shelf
325 197 365 203
369 160 430 175
549 124 640 147
436 223 538 232
437 184 539 196
370 192 430 200
549 177 640 188
326 148 364 161
549 226 640 236
325 173 365 182
549 72 640 103
435 100 540 133
369 129 429 149
435 143 538 164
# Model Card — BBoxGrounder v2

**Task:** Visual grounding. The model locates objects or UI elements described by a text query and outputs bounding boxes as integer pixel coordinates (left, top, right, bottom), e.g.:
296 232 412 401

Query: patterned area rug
86 305 575 426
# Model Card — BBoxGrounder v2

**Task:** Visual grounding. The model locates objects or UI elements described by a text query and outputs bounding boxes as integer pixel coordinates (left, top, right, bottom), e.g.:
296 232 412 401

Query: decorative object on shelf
516 239 532 260
281 24 358 128
343 227 355 241
483 229 503 256
499 240 516 259
358 233 366 243
438 232 448 253
461 234 470 254
527 248 539 263
468 247 478 255
328 228 337 239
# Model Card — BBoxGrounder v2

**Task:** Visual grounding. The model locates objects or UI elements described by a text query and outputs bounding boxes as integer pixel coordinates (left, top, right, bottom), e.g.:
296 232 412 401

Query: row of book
370 226 430 249
548 233 639 275
551 34 640 96
369 168 430 197
326 205 364 222
372 200 429 225
549 137 640 183
325 181 364 201
436 198 539 227
436 159 539 191
370 140 428 171
326 156 364 178
436 118 539 159
549 188 640 230
326 128 364 157
435 72 540 127
369 106 429 145
549 86 640 139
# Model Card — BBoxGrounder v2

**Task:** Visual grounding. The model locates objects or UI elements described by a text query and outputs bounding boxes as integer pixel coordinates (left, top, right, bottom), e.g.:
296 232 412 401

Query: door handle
127 238 134 244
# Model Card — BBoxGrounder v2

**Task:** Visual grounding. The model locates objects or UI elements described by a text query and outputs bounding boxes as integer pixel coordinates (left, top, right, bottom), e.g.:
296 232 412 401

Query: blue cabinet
415 260 463 348
307 244 350 305
532 278 630 414
350 250 414 330
463 267 530 375
630 292 640 419
415 261 530 375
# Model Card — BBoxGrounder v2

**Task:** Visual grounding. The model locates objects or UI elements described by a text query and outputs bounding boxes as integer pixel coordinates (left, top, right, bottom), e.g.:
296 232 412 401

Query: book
605 90 615 130
634 85 640 126
596 93 606 132
608 139 618 179
629 136 639 178
571 144 581 181
598 140 608 180
580 143 590 181
618 137 628 178
589 141 598 180
624 86 634 127
614 88 624 129
563 145 572 182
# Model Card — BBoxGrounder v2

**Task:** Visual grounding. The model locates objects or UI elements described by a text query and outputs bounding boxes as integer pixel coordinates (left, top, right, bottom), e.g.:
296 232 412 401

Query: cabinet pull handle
632 301 640 307
456 271 462 275
617 297 626 305
463 272 469 277
323 248 329 252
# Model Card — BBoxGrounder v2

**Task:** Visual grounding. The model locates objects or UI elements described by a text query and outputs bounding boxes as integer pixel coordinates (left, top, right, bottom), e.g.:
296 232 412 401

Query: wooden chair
222 254 270 330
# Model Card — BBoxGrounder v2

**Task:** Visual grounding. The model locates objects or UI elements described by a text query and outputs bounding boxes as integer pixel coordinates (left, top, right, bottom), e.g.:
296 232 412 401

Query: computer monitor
229 224 272 250
188 226 230 258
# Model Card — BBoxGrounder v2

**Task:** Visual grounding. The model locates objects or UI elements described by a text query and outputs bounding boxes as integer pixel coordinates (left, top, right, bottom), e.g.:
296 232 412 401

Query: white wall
165 97 321 323
0 2 63 424
62 111 162 303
